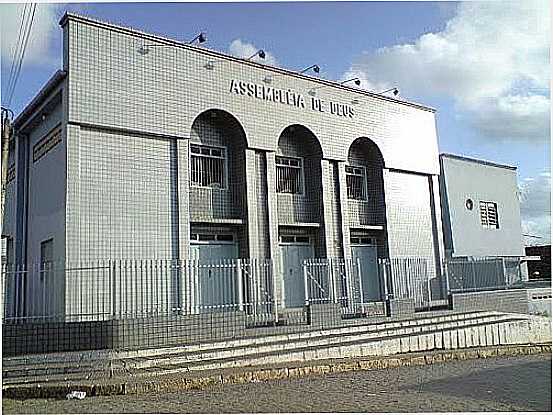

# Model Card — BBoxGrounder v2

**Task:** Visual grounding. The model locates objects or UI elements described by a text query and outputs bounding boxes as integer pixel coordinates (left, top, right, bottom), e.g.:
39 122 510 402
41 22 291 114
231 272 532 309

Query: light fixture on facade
308 76 361 96
246 50 266 61
189 32 207 44
263 64 321 83
340 78 361 87
379 87 399 96
299 64 320 74
137 32 207 55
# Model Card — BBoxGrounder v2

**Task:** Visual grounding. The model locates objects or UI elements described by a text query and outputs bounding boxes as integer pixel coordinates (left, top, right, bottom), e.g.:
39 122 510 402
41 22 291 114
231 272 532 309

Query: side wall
26 103 66 265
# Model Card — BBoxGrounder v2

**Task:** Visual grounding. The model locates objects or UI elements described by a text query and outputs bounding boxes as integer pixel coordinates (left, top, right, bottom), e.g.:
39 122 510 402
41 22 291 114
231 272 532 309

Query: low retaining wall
2 312 247 356
387 298 416 316
2 303 393 357
452 289 529 314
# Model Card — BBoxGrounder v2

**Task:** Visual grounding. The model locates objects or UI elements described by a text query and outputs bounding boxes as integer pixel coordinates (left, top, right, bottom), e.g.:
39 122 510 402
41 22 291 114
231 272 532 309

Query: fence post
236 259 244 311
111 260 116 318
272 258 279 324
443 259 450 296
329 258 336 303
380 259 388 301
470 260 476 292
426 259 431 308
357 257 364 307
303 260 310 306
501 257 507 288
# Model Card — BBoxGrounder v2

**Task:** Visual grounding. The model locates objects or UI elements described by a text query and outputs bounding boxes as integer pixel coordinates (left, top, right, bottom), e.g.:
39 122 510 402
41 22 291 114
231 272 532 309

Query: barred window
276 156 303 194
190 144 226 189
40 238 54 281
479 201 499 229
6 164 15 184
345 165 367 200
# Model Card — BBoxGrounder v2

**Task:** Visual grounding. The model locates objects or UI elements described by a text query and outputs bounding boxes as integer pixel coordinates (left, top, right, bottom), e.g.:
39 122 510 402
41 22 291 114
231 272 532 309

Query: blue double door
280 242 314 308
350 244 381 302
190 242 239 309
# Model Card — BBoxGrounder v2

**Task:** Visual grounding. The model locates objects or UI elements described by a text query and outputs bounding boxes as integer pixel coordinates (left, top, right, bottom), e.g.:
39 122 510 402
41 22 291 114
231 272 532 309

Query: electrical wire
5 3 37 107
7 3 36 107
3 3 29 104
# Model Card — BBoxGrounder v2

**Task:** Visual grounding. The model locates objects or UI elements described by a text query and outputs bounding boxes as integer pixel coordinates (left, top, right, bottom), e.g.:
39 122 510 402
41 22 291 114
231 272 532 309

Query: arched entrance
346 137 388 302
276 125 324 308
189 109 248 309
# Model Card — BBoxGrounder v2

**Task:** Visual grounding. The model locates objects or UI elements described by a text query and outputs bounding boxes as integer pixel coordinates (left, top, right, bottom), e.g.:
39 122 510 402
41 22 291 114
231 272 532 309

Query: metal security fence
303 258 387 316
383 258 448 310
445 257 524 293
2 259 277 325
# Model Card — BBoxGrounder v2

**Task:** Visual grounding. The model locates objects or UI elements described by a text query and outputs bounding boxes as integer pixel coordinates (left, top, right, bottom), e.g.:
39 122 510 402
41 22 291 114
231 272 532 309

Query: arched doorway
276 125 324 307
346 137 388 302
189 109 248 309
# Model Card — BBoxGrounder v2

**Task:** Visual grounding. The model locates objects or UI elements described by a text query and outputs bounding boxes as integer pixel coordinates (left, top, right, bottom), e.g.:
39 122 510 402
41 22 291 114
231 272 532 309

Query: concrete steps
3 311 550 387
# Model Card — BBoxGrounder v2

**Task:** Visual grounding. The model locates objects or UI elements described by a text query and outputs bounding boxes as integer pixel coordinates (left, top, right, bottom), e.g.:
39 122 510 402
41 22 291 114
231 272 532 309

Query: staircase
2 311 550 388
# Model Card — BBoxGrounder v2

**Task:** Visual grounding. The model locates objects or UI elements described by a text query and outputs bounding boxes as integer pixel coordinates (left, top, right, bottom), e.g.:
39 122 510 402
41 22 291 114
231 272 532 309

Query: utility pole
1 107 14 229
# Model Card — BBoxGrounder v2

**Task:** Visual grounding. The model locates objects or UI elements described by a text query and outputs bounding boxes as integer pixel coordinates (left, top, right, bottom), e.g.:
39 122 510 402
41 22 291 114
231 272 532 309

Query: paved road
3 354 551 413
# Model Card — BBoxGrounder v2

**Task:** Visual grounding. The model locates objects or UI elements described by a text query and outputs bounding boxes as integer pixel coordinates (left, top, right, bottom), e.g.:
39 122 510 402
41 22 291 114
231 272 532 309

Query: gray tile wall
66 126 179 262
64 16 440 174
384 169 439 278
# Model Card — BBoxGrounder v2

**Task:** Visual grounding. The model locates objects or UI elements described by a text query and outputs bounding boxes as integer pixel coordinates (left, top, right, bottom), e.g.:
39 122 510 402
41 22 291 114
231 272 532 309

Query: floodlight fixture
379 87 399 96
340 77 361 86
246 50 266 61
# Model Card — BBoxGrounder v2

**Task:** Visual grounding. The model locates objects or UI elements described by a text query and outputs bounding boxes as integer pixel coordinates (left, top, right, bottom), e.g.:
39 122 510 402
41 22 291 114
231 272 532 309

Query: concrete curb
3 343 551 399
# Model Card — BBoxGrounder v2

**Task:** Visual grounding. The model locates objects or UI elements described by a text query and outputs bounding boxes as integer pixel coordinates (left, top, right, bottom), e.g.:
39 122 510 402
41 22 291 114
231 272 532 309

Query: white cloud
0 3 62 67
519 172 551 244
346 0 550 142
229 39 278 66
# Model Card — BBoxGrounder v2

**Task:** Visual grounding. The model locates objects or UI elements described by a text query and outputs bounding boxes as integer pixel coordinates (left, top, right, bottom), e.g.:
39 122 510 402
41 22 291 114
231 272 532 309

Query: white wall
440 155 524 258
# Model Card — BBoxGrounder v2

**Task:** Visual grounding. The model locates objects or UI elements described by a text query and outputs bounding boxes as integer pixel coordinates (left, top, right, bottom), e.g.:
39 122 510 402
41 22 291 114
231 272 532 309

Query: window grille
276 156 303 194
345 165 367 200
350 236 376 245
190 144 226 189
479 201 499 229
40 238 54 281
190 233 234 242
6 165 15 184
279 235 310 243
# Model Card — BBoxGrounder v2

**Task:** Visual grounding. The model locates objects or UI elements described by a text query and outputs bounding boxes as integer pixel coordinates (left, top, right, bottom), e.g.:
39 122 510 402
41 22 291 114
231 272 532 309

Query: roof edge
440 153 517 171
59 12 436 114
13 70 67 130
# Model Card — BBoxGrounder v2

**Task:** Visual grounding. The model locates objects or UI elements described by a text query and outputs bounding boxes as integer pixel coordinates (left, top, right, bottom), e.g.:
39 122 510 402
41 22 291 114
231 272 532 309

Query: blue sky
0 1 550 243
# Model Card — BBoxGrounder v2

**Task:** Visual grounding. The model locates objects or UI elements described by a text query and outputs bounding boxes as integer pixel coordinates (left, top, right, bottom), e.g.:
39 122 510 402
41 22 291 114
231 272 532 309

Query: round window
465 198 474 210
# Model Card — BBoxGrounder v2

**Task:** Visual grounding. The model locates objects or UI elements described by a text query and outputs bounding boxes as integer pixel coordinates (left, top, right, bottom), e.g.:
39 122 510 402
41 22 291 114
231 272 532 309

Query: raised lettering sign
229 79 354 118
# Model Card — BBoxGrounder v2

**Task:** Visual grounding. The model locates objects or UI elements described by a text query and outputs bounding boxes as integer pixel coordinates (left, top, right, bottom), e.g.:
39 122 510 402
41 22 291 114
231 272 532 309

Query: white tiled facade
4 14 447 314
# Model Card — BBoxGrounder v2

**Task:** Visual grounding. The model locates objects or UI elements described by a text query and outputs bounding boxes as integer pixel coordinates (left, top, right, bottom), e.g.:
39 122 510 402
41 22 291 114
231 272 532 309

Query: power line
6 3 36 107
4 3 29 104
7 3 36 107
